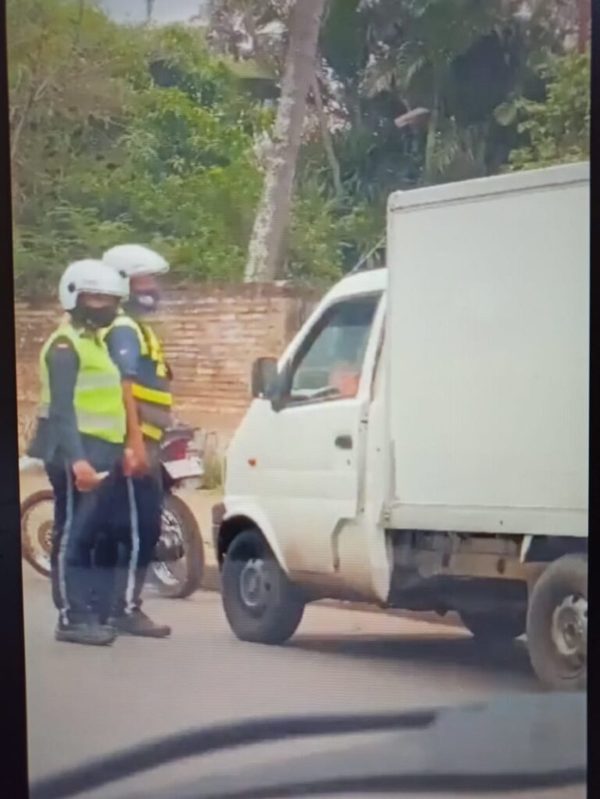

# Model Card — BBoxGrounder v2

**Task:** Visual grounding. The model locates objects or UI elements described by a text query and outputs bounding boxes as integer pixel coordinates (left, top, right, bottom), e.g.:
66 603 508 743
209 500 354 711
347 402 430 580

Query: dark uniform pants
94 458 163 619
46 463 124 625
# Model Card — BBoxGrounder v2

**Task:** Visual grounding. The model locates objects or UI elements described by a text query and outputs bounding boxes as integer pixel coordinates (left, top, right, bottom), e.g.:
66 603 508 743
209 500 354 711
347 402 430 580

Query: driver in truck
328 324 371 398
329 362 361 398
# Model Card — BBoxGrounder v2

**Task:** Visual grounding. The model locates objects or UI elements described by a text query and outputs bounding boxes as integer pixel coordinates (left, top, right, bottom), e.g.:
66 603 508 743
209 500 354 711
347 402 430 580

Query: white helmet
59 259 127 311
102 244 169 278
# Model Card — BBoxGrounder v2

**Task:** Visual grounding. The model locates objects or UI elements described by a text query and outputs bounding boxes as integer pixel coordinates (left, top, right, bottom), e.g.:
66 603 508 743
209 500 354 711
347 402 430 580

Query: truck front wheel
526 554 587 691
221 529 305 645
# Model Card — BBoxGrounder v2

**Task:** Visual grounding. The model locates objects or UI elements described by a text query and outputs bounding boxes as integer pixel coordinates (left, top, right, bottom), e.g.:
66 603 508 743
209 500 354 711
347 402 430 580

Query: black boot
55 619 116 647
112 609 171 638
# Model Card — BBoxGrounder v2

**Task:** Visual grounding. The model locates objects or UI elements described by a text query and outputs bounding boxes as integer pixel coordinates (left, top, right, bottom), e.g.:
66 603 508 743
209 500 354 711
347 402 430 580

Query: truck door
258 292 382 575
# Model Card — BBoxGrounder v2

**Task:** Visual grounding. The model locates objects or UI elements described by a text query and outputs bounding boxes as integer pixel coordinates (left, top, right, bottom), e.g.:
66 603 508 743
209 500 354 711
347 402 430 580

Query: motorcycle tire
150 494 204 599
21 489 54 578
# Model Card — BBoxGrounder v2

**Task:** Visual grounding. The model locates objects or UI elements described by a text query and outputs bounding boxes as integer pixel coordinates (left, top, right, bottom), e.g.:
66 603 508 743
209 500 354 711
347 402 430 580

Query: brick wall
15 284 318 453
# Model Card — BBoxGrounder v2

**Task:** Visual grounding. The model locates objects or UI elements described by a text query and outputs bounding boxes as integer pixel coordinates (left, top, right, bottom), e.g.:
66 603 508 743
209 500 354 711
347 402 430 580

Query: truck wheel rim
239 559 270 610
551 594 587 661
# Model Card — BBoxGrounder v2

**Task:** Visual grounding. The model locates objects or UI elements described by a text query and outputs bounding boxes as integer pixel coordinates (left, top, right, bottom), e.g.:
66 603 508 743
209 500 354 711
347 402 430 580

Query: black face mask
124 290 161 316
71 304 118 330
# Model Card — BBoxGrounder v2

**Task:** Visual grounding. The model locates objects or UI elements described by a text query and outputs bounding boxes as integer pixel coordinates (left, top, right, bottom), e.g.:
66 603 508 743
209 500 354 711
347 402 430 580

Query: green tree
8 2 269 294
8 0 147 294
9 0 351 294
507 52 590 171
10 0 590 297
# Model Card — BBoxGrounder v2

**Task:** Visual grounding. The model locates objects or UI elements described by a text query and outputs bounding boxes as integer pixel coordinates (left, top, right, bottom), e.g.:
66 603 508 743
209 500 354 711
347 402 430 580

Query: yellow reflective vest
103 313 173 442
39 324 126 445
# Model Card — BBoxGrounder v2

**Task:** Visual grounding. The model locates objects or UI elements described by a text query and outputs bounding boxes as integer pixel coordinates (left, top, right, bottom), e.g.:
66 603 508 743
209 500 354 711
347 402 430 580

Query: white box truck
212 162 589 690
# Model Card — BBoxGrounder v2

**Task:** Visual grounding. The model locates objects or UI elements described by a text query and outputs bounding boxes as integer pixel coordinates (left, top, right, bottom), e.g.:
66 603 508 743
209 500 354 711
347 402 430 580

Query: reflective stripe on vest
39 325 126 445
103 313 172 440
131 384 171 406
140 422 163 441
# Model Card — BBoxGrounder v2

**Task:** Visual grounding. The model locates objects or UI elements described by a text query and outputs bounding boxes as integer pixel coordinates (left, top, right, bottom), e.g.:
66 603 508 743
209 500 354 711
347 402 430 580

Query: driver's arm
329 361 360 398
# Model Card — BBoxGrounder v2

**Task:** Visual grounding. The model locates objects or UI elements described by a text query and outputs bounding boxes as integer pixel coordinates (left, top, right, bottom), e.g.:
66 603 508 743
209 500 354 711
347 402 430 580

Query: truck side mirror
251 357 279 400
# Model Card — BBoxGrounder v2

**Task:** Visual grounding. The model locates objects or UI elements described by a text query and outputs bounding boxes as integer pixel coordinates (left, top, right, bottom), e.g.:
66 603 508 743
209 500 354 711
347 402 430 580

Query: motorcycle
151 424 205 598
20 424 205 599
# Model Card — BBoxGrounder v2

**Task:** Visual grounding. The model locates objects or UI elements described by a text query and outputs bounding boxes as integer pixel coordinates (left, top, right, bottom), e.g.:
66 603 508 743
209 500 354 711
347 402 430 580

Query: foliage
506 52 590 171
9 0 336 295
9 0 591 295
286 180 344 285
207 0 291 73
202 450 225 490
8 1 143 295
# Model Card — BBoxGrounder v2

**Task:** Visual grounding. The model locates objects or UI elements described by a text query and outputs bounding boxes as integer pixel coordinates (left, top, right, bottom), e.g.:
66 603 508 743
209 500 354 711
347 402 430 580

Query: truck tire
459 610 525 643
221 529 304 645
526 554 587 691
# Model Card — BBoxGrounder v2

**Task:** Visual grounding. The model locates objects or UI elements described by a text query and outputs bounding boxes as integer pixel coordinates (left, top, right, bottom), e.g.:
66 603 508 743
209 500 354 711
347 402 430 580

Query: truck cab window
288 294 380 404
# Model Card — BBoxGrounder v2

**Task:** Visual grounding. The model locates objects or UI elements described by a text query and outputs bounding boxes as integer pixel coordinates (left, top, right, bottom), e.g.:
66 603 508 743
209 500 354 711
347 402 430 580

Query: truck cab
217 268 389 597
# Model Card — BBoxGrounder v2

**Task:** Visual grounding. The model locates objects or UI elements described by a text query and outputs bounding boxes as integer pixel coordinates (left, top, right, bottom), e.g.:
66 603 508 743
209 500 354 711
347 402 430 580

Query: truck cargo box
385 163 589 537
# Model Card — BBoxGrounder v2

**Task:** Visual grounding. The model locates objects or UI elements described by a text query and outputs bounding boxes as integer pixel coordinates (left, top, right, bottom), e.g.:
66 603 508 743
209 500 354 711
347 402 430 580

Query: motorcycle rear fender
162 457 204 481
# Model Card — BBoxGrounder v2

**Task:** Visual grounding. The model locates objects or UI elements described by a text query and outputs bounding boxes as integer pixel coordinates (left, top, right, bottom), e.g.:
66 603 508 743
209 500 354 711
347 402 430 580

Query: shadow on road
290 633 538 685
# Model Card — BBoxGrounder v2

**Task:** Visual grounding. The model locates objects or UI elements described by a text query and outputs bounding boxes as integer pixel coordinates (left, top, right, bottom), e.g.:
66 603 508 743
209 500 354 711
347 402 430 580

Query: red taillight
162 438 188 461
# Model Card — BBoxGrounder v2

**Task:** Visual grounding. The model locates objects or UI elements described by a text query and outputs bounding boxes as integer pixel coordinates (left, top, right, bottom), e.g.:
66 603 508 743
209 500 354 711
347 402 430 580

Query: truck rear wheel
221 529 305 645
459 610 525 643
526 554 587 691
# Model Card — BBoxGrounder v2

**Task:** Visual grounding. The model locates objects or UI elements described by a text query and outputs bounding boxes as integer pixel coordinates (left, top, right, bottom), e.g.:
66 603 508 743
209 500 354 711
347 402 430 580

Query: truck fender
214 499 289 575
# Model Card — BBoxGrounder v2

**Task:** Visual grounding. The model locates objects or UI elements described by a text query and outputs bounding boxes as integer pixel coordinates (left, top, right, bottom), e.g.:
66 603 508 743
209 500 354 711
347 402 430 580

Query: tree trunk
244 0 328 283
145 0 155 24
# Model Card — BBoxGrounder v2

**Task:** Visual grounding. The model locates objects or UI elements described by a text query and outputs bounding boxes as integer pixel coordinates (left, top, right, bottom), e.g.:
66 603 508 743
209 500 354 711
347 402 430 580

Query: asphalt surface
20 473 584 798
23 561 557 793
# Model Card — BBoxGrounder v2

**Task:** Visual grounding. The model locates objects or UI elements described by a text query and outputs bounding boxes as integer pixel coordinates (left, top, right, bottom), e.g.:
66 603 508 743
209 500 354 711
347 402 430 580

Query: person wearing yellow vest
28 260 128 646
99 244 173 638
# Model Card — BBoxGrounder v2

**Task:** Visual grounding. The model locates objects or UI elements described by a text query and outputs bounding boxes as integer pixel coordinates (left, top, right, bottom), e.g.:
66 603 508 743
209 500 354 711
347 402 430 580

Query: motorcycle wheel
150 494 204 599
21 489 54 578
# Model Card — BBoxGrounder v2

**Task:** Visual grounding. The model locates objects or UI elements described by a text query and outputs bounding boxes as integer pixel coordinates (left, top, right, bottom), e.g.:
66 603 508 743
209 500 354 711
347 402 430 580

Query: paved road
20 472 582 798
23 562 553 795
